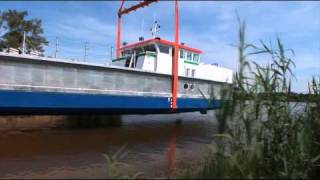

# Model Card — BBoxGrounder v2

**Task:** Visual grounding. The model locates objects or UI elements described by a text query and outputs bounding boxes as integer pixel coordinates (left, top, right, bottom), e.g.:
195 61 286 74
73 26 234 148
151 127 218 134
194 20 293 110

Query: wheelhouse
110 37 203 77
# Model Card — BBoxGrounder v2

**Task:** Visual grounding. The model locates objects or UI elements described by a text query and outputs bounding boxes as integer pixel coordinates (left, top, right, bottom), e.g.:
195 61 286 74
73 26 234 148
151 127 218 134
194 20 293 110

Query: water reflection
0 111 217 178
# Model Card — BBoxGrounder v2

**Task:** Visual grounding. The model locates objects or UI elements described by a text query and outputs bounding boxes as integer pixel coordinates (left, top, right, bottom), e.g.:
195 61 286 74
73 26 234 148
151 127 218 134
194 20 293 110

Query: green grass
182 15 320 179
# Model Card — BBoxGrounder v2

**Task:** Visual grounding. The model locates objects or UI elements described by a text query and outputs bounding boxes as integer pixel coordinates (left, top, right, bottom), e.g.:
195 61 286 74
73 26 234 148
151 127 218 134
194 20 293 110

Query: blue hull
0 90 220 115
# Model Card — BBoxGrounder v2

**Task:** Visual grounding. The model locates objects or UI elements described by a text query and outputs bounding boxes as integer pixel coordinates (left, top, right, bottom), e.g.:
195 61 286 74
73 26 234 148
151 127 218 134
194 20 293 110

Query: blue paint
0 90 220 115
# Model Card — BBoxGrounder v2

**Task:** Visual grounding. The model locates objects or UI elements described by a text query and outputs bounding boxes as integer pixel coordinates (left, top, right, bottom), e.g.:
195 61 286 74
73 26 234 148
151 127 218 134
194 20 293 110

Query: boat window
124 57 131 67
184 83 188 89
193 54 199 62
191 69 196 77
122 50 131 57
159 45 170 54
185 68 190 77
144 45 156 52
179 50 185 59
186 51 192 61
137 48 145 53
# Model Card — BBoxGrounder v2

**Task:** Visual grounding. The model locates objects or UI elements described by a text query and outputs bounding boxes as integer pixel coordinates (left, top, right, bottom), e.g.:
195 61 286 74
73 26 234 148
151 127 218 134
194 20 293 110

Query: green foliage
192 16 320 179
0 11 3 33
0 9 48 53
309 76 320 95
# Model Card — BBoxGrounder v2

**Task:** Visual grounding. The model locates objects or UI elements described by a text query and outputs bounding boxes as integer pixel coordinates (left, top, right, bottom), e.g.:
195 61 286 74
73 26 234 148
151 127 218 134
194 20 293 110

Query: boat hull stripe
0 90 220 115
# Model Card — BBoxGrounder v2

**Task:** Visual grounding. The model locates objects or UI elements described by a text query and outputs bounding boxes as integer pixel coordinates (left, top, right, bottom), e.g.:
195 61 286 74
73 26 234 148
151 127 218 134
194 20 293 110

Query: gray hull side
0 54 228 99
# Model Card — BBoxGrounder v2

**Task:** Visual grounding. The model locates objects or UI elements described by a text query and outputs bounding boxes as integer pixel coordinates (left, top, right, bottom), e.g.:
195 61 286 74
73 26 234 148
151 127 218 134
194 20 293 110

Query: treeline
234 91 320 102
0 10 48 54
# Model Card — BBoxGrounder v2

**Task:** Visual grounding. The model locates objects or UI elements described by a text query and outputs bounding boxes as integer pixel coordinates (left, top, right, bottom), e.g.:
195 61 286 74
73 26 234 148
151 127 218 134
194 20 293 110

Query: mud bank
0 115 122 131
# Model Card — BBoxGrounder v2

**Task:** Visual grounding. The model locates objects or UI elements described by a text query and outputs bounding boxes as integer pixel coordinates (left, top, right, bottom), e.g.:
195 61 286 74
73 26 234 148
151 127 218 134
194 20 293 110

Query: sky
1 1 319 93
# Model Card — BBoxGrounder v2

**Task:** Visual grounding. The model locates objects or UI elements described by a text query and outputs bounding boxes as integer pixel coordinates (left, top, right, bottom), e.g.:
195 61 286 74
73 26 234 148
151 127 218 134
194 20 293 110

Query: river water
0 111 218 178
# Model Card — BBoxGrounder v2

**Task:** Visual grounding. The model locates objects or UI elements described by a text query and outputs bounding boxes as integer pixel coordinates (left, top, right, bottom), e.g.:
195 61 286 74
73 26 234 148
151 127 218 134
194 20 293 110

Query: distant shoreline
233 91 320 103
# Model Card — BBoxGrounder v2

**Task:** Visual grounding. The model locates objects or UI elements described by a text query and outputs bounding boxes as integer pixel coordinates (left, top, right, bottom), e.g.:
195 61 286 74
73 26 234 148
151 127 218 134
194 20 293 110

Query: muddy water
0 111 218 178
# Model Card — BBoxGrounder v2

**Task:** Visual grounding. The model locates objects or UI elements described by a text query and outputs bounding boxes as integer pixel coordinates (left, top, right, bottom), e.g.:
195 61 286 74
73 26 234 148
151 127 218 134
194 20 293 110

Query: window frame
158 45 170 54
179 49 185 59
143 44 157 53
191 69 196 77
193 53 199 62
186 51 192 61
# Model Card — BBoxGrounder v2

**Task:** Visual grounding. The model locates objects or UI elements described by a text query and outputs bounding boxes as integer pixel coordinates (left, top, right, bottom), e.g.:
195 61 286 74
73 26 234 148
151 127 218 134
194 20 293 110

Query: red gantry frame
116 0 180 111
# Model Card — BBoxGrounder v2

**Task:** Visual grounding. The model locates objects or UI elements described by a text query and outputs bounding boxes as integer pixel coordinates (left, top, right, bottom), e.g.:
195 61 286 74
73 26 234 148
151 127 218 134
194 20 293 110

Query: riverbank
0 115 123 132
0 116 65 132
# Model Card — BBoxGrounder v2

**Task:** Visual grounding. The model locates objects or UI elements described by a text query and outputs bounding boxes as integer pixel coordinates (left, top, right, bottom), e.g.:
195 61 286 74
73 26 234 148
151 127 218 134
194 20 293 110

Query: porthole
190 84 194 90
184 83 188 89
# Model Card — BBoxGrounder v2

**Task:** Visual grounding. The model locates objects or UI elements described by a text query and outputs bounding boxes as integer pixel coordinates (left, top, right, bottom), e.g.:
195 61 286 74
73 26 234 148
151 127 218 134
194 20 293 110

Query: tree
0 10 48 54
0 10 4 35
0 11 2 31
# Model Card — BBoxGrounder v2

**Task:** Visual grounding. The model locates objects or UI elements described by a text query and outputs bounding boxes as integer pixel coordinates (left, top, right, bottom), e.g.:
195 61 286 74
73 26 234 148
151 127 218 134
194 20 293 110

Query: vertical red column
172 0 179 110
116 16 121 58
116 0 125 59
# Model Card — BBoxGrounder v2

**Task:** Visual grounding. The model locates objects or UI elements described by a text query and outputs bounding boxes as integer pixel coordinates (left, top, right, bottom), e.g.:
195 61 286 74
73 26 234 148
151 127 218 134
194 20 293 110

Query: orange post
172 0 179 110
116 16 121 58
116 0 125 59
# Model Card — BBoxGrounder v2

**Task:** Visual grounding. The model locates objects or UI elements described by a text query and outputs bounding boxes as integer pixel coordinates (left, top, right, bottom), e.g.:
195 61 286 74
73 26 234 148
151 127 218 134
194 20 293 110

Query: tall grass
192 16 320 179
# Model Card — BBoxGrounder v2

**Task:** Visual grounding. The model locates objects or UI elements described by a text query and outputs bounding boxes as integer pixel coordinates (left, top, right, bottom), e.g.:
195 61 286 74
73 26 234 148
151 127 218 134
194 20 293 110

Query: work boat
0 1 233 115
0 37 232 115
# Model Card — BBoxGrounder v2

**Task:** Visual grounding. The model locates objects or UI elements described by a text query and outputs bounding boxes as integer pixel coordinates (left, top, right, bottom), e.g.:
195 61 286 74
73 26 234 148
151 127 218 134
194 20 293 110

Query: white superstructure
110 37 233 84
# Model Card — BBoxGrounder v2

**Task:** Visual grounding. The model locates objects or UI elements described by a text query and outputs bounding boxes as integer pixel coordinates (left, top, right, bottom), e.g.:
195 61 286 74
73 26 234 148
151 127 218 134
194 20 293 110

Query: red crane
116 0 159 59
116 0 180 111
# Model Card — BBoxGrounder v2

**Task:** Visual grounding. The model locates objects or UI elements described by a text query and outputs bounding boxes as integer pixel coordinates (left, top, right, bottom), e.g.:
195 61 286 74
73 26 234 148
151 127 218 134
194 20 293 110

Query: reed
103 145 144 179
187 16 320 179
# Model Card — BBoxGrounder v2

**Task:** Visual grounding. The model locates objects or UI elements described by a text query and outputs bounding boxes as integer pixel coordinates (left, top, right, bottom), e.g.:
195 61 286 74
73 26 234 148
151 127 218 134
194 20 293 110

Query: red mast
116 0 124 59
172 0 179 110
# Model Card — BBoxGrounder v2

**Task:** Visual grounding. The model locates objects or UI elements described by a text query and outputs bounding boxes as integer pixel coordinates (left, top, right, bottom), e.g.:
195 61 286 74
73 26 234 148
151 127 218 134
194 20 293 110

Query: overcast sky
1 1 319 92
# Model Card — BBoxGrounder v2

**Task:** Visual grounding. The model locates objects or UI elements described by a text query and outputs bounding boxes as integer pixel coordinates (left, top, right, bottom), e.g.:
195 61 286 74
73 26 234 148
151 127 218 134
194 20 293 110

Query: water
0 111 218 178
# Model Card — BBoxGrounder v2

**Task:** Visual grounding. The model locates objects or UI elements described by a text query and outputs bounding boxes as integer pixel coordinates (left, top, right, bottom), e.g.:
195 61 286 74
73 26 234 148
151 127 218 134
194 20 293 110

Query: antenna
110 46 114 60
150 20 160 38
140 8 145 37
22 31 26 54
84 41 89 62
54 37 59 58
